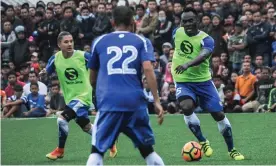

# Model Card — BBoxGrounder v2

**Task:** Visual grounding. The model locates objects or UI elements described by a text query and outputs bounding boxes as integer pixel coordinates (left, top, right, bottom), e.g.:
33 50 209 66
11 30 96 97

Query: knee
75 117 91 131
138 146 154 159
179 99 194 115
211 112 225 121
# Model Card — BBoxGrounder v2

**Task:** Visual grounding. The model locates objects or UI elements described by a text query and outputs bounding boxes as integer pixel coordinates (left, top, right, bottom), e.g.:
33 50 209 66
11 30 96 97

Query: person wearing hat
9 26 30 70
160 42 172 64
228 22 248 72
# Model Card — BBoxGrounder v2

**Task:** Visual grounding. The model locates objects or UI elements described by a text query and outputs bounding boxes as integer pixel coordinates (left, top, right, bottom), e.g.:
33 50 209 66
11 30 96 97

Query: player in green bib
172 8 244 160
41 31 117 160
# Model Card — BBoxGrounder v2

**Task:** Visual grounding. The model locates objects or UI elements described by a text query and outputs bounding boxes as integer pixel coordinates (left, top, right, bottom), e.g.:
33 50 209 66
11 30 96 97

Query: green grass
1 113 276 165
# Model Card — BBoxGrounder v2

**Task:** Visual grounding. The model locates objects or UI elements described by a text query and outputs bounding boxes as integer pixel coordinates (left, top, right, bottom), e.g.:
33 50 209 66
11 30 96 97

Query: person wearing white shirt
23 71 48 96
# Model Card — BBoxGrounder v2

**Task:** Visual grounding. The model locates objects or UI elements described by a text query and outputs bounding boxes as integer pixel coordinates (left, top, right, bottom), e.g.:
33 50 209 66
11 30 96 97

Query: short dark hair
57 31 72 43
183 7 198 16
63 6 73 14
5 5 14 12
112 6 133 27
55 3 61 7
29 71 38 77
136 4 145 11
46 8 54 13
261 66 271 73
35 11 44 17
213 75 221 80
51 83 60 89
61 1 67 6
20 7 28 12
14 84 23 92
7 71 17 77
30 82 39 88
81 6 89 12
148 0 157 3
223 86 234 93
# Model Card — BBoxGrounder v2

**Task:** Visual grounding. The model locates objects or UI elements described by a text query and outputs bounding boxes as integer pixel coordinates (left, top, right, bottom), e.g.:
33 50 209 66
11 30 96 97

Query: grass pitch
1 113 276 165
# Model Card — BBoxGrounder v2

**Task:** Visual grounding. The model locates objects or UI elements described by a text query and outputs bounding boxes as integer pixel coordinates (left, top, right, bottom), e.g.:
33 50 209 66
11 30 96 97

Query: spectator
239 15 249 35
18 63 30 83
137 0 158 43
92 3 113 38
160 42 172 64
159 0 174 22
165 83 178 114
20 7 34 37
254 55 264 68
4 5 23 29
9 26 30 70
143 77 155 114
134 4 146 29
2 84 23 118
90 0 99 14
4 71 25 98
211 56 221 77
28 7 36 20
38 8 59 62
228 22 248 72
235 62 257 105
78 7 95 47
199 14 212 34
223 86 242 113
46 84 66 117
267 79 276 112
213 76 225 103
153 10 173 52
242 67 274 112
1 20 16 61
4 82 47 117
247 11 271 66
54 4 63 21
23 71 47 96
29 52 40 73
1 62 11 90
173 1 183 16
161 62 173 101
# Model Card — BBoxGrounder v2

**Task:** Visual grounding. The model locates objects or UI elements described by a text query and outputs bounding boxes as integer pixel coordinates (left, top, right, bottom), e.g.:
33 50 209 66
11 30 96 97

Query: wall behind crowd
1 0 276 118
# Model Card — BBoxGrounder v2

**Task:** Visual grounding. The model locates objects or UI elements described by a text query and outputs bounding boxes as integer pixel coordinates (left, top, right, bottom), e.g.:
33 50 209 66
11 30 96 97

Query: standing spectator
228 22 248 72
247 11 271 66
4 71 25 98
1 20 16 61
92 3 113 38
235 62 257 105
9 26 30 71
159 0 174 22
137 0 158 43
239 15 249 35
23 71 47 96
173 1 183 17
54 4 63 21
153 10 173 52
78 7 95 47
90 0 99 14
134 4 146 30
38 8 59 62
4 5 23 29
160 42 172 64
199 14 212 34
254 55 264 68
28 7 36 21
20 7 34 37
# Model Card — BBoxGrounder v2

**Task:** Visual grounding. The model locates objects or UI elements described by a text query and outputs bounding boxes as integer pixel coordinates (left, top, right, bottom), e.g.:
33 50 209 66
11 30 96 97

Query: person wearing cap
228 22 248 72
9 25 30 70
160 42 172 64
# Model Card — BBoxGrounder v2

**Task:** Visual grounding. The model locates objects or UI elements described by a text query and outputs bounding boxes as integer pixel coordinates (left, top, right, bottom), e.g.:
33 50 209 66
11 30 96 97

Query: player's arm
3 99 24 107
40 55 56 75
141 38 164 125
88 39 100 89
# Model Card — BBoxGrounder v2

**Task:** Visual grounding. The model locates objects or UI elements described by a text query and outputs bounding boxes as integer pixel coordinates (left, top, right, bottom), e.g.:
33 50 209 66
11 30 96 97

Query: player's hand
154 102 164 125
175 64 189 74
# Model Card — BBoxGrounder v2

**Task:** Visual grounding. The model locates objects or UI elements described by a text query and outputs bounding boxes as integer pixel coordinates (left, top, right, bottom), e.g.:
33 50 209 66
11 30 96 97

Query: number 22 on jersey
107 45 138 75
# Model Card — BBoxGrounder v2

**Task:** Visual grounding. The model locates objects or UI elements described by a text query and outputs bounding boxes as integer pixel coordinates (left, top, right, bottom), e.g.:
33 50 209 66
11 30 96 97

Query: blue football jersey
88 32 155 112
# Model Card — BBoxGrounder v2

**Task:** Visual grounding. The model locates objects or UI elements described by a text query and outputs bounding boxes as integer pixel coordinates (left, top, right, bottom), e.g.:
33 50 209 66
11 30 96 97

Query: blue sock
217 117 234 152
184 113 206 142
57 118 69 148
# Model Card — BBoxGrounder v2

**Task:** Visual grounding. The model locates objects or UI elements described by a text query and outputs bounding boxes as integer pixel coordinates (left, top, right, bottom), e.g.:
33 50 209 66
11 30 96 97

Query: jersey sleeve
36 95 45 109
21 95 29 104
84 52 91 68
140 38 155 62
201 36 215 52
46 55 56 75
88 37 103 70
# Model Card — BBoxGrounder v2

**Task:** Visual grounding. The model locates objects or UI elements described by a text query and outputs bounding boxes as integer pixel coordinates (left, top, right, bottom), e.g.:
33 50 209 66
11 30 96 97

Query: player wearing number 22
86 6 164 166
44 31 117 160
172 8 244 160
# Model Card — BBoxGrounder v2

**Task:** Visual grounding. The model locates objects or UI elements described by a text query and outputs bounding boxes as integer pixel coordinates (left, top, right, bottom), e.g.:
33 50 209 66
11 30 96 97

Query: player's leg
199 80 244 160
122 111 164 165
86 111 123 165
176 83 213 155
46 106 76 160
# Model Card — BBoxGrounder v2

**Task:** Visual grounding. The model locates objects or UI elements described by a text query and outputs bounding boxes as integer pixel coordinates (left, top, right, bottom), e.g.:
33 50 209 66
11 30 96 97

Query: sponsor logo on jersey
64 68 83 84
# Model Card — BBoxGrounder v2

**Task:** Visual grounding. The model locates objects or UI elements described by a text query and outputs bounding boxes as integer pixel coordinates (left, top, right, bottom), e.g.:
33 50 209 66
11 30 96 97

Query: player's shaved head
112 6 133 27
181 7 199 36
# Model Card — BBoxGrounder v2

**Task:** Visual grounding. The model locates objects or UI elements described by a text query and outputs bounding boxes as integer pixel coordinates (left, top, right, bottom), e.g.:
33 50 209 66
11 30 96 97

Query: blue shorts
175 80 223 112
67 100 92 119
92 110 155 153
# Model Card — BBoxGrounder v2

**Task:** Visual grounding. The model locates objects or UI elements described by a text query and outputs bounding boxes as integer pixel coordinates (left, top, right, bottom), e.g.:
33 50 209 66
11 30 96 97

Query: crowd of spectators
1 0 276 118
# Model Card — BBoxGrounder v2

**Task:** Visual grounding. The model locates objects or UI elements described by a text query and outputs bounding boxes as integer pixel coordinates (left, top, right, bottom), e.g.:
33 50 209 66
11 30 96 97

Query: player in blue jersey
86 6 164 166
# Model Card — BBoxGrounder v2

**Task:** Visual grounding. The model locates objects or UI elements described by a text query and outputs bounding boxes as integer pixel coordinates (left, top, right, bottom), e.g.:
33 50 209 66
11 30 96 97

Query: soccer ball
181 141 202 161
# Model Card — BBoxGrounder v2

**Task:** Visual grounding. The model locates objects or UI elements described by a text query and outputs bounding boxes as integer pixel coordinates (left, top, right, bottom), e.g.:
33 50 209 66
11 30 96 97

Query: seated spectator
161 62 173 101
18 63 30 83
254 55 264 69
4 82 46 117
5 71 25 98
272 67 276 79
213 76 225 103
227 72 238 87
267 79 276 112
8 62 15 71
235 62 257 105
29 52 40 73
223 86 242 113
242 67 274 112
23 71 47 96
143 77 155 114
254 67 262 81
165 83 178 114
2 85 23 118
46 84 66 117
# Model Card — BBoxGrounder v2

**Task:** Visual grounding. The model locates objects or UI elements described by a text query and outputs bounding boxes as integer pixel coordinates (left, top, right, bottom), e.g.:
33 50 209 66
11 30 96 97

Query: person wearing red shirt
5 71 25 98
